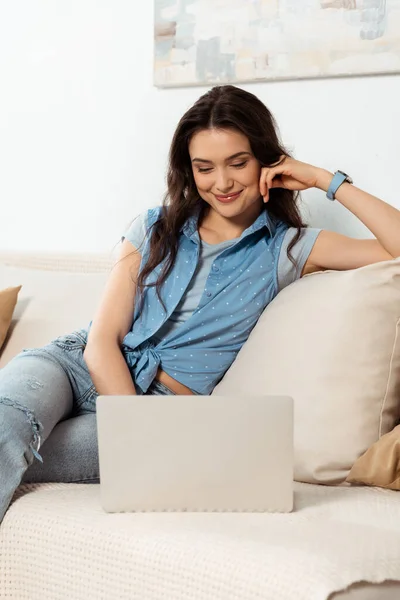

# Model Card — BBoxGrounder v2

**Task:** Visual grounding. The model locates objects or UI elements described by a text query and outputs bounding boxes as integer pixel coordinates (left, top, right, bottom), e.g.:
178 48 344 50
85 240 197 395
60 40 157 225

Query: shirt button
206 291 212 297
212 265 219 272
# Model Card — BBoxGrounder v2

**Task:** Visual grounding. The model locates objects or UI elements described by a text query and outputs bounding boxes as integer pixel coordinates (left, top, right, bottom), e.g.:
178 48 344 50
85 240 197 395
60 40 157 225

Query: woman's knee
0 348 74 444
23 413 99 483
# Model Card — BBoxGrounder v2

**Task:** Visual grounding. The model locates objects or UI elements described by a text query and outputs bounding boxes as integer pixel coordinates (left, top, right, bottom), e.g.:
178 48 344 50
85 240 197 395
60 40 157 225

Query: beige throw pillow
0 286 22 350
213 259 400 484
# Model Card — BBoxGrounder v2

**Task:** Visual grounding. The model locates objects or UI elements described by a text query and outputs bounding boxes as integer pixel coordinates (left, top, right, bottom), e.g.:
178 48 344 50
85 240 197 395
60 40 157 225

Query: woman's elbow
83 333 121 363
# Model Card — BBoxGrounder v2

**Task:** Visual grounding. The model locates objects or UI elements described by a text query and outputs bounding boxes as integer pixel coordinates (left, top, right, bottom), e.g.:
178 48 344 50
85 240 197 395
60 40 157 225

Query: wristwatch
326 170 353 201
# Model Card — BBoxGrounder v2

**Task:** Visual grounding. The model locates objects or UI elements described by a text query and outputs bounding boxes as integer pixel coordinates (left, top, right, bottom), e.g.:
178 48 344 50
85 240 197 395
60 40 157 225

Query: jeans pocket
51 329 88 352
75 384 98 414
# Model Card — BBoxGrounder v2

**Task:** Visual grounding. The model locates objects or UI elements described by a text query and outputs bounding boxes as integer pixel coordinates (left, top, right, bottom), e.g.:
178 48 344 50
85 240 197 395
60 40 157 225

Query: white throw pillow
213 259 400 484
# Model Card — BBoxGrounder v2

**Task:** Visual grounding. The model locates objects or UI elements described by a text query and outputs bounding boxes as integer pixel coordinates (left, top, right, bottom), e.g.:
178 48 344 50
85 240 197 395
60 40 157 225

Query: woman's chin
210 198 262 219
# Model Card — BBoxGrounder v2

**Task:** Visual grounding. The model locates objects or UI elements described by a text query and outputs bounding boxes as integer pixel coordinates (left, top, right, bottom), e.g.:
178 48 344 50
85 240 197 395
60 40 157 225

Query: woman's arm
83 239 141 395
260 158 400 271
316 169 400 259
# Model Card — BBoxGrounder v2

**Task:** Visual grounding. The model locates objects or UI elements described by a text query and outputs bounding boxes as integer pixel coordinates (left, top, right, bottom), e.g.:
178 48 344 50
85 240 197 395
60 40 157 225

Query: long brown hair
137 85 306 302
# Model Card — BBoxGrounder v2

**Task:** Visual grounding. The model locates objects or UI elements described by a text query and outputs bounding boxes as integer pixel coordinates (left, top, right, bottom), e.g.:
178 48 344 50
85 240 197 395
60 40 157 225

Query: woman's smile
213 190 243 203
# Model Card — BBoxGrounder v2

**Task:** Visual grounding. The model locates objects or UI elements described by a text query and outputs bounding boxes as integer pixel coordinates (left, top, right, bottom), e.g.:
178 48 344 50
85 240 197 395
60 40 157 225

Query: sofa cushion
0 286 21 350
213 259 400 484
0 257 112 368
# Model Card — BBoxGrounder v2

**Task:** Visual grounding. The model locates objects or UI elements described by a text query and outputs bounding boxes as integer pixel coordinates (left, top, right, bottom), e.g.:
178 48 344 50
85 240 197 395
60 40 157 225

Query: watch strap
327 171 348 201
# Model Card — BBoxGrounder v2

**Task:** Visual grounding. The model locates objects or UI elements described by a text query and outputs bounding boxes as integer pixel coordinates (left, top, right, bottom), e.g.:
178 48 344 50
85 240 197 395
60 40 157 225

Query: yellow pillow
0 286 22 350
346 424 400 490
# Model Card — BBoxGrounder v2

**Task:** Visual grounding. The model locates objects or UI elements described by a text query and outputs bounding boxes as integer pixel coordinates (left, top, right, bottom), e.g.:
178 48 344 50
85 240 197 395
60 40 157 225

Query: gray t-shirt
125 211 321 341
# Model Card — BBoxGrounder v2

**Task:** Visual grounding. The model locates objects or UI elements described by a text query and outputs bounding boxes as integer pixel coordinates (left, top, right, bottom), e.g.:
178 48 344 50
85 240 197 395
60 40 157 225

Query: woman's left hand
260 156 328 202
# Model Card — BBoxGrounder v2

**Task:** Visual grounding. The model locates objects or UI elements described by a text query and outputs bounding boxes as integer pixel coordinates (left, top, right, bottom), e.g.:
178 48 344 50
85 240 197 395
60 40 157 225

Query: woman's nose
215 170 234 193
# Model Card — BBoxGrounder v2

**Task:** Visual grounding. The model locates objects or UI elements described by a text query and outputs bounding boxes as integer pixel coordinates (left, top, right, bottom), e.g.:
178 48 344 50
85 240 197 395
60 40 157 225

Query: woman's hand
260 156 330 202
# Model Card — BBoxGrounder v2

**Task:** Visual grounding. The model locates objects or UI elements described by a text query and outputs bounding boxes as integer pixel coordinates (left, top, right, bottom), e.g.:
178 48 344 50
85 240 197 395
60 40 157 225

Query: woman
1 85 399 522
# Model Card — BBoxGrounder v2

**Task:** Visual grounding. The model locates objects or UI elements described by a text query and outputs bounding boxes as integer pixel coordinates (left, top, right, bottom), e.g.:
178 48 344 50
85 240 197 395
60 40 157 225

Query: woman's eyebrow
191 151 252 164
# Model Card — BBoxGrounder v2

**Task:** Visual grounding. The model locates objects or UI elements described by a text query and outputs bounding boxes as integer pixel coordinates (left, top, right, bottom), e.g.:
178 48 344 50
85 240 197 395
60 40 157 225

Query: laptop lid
96 394 293 513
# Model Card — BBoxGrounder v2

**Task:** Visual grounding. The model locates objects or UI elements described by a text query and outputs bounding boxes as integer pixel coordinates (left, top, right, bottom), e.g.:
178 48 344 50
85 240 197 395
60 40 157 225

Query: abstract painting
154 0 400 87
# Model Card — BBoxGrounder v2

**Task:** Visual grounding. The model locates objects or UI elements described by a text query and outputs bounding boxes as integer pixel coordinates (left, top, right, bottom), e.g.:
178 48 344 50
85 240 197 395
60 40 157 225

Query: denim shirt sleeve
277 227 322 291
121 211 149 251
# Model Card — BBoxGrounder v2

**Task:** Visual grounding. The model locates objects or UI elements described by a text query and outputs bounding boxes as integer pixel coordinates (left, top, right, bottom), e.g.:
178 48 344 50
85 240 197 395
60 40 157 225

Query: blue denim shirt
121 206 319 395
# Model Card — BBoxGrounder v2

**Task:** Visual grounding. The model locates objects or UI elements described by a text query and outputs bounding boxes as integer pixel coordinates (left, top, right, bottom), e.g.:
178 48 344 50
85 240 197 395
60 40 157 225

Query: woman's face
188 128 263 221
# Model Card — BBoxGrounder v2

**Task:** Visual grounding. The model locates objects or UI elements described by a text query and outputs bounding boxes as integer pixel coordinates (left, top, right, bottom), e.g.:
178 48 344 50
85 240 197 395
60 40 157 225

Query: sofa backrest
0 253 114 368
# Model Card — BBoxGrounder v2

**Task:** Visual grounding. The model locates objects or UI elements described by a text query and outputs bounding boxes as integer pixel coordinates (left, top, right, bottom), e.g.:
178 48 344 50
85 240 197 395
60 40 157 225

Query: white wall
0 1 399 254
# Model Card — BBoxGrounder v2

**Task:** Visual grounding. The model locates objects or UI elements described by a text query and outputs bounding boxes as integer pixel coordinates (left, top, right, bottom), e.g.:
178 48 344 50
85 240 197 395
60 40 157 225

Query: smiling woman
138 85 398 293
137 84 308 295
1 84 400 524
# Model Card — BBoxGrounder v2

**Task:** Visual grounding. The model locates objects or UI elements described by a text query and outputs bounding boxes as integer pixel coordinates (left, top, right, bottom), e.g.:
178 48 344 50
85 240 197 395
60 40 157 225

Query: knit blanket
1 482 400 600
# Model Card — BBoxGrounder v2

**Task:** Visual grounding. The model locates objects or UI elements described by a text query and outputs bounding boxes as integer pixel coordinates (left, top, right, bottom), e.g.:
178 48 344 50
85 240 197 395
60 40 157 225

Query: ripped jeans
0 329 175 524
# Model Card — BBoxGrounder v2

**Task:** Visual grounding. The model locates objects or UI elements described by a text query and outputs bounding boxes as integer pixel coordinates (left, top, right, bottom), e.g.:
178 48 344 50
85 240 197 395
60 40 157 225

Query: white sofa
1 252 400 600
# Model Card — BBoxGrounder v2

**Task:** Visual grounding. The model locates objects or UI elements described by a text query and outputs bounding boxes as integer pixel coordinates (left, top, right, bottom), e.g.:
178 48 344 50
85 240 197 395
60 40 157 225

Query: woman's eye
197 161 247 174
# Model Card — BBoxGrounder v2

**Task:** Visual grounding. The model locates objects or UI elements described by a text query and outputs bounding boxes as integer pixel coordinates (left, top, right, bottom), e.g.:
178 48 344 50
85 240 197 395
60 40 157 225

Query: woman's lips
214 190 243 203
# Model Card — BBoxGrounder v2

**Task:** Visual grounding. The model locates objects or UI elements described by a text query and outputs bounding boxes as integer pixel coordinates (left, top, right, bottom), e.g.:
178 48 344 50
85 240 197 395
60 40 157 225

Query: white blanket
1 482 400 600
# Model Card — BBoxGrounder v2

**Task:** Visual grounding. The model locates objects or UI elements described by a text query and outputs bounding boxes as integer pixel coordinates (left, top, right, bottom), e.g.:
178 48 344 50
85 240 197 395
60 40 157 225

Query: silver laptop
96 394 293 513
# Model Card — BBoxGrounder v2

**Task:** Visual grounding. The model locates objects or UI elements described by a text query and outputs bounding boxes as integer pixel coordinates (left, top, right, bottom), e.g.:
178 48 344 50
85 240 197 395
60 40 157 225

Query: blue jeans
0 329 175 524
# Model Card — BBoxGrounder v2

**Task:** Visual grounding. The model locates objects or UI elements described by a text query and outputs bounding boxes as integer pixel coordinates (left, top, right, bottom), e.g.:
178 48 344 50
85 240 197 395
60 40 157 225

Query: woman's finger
259 168 268 197
266 167 279 190
269 176 284 189
268 163 289 189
